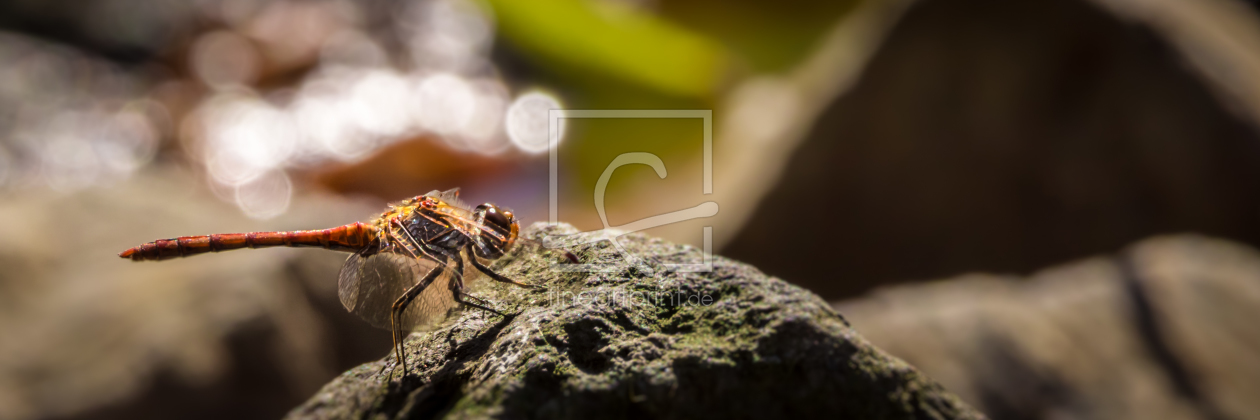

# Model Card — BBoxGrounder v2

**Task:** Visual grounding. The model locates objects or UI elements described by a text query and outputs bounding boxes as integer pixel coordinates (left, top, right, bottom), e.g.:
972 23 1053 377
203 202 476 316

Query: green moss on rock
287 223 984 419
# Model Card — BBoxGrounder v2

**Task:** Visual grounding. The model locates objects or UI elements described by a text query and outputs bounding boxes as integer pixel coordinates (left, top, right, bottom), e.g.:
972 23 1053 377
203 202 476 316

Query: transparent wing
337 250 464 332
427 188 466 209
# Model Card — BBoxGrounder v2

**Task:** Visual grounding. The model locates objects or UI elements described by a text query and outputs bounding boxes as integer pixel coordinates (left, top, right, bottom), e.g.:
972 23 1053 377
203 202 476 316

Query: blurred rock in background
724 0 1260 300
836 235 1260 420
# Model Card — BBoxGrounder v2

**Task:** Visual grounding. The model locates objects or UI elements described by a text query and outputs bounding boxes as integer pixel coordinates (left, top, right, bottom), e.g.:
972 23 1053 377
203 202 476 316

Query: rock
1128 236 1260 420
287 223 985 419
836 235 1260 420
722 0 1260 301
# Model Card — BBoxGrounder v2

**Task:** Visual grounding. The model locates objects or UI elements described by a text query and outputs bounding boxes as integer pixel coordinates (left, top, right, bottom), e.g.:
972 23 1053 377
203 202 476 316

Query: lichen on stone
287 223 984 419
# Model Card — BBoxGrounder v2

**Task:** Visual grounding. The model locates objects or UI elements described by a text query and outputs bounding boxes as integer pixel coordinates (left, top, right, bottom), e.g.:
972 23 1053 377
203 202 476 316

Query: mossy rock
288 223 984 419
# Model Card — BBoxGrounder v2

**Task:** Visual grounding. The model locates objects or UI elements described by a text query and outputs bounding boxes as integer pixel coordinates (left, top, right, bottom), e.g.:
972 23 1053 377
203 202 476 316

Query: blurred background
1 0 1258 418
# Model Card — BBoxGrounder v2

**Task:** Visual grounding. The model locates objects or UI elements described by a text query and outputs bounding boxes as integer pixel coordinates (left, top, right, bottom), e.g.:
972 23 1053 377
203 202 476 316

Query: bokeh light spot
234 169 293 219
506 92 564 153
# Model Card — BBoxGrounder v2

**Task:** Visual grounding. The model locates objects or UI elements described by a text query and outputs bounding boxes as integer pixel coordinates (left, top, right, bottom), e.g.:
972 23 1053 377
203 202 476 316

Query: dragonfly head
472 203 518 259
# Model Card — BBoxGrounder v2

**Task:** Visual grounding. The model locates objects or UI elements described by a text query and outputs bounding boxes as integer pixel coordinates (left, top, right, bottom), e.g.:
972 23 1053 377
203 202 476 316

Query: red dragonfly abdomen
119 222 378 261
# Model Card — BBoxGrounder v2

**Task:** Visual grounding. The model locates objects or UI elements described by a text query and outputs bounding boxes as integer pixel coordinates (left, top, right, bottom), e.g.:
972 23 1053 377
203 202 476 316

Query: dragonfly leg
385 305 410 382
460 292 501 313
466 245 538 289
439 249 505 316
387 320 404 382
450 247 466 286
452 288 504 316
387 263 446 380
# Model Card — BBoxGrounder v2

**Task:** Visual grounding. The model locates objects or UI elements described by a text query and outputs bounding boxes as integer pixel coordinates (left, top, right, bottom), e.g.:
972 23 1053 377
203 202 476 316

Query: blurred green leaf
484 0 730 98
658 0 861 73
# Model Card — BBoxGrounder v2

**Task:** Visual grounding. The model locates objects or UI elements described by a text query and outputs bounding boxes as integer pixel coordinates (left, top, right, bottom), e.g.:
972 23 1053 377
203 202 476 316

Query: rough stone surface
287 223 985 419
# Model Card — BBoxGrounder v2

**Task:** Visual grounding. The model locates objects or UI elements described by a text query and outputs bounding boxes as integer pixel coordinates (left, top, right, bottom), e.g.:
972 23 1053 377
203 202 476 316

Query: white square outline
547 110 714 273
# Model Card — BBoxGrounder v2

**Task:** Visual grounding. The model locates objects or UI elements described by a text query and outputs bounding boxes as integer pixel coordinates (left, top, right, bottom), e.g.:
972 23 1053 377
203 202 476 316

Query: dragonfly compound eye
474 203 518 258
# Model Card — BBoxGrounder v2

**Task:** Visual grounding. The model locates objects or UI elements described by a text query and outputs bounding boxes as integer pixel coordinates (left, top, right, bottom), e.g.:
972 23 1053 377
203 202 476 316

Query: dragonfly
119 188 545 378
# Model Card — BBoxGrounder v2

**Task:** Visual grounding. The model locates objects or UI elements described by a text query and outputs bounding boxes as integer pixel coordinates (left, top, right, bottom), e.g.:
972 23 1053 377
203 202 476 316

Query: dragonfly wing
338 251 464 332
399 259 466 332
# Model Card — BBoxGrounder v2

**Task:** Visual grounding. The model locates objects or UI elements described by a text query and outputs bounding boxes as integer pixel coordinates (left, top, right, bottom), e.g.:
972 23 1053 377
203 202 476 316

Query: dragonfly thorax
403 211 470 251
386 193 518 261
